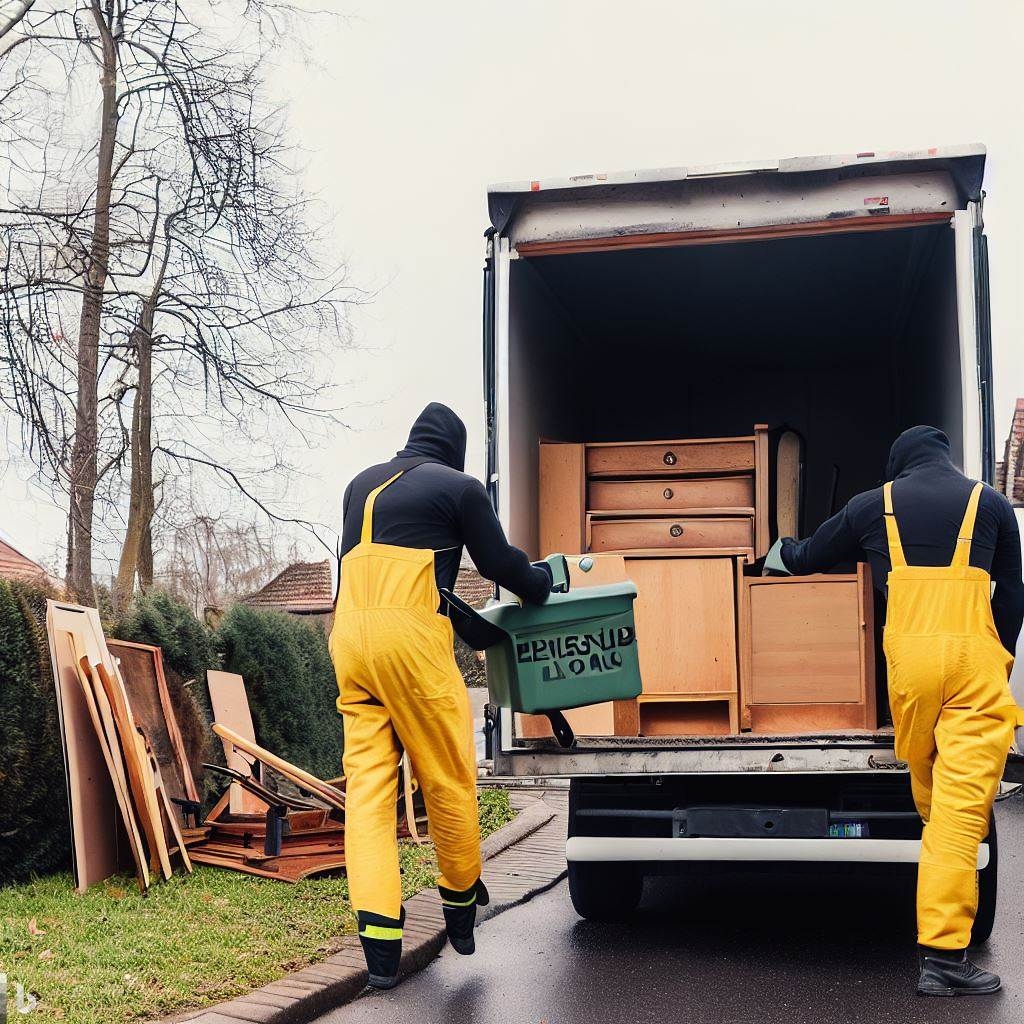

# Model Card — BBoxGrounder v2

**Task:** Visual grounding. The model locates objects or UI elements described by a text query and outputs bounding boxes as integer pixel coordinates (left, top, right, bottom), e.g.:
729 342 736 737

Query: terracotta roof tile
243 560 334 614
0 537 48 583
454 567 493 609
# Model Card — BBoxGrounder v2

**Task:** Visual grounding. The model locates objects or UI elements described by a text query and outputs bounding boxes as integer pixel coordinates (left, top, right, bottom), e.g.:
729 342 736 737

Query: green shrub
218 606 343 780
0 579 71 884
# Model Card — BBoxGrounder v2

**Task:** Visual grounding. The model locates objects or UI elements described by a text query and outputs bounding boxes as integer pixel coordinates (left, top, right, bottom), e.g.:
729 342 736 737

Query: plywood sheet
207 670 266 815
46 603 123 891
109 641 198 811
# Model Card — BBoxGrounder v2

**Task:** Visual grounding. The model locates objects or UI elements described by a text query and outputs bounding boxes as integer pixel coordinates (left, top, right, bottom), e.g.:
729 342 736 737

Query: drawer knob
670 524 684 538
663 451 677 466
663 487 674 500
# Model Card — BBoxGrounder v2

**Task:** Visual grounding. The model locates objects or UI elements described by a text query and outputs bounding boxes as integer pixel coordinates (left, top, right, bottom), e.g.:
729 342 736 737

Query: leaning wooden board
212 724 347 813
207 670 270 815
46 602 125 891
109 640 199 810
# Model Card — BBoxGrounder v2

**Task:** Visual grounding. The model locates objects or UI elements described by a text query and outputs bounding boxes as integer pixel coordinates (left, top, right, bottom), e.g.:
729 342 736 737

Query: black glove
531 560 554 586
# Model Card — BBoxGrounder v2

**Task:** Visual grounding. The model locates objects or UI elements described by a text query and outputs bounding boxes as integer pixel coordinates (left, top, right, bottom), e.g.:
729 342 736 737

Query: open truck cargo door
953 201 995 482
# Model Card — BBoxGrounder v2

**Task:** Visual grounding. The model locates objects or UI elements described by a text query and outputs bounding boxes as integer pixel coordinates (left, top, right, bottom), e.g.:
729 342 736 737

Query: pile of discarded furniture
46 599 426 891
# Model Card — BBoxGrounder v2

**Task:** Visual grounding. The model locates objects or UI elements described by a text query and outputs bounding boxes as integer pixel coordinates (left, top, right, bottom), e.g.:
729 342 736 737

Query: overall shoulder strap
357 456 437 544
883 482 907 569
950 482 984 568
361 472 404 544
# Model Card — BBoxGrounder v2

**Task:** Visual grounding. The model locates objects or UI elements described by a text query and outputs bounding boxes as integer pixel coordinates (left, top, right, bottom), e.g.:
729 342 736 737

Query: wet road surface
317 796 1024 1024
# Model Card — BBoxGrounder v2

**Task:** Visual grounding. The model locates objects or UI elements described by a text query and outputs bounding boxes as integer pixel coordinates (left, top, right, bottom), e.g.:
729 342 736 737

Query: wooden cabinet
741 566 876 733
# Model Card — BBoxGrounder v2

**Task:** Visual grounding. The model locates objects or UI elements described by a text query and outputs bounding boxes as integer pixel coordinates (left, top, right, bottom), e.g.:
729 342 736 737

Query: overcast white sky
3 0 1023 569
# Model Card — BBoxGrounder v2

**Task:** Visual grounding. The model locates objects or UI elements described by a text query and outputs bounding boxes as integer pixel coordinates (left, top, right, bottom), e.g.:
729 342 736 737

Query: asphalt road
317 795 1024 1024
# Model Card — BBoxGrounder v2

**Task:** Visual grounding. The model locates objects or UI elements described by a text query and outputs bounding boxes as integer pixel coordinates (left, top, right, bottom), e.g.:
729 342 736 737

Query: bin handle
545 710 576 749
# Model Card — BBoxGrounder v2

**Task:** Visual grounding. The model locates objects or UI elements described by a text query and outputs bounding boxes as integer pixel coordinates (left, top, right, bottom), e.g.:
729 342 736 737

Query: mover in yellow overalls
330 404 552 988
767 425 1024 996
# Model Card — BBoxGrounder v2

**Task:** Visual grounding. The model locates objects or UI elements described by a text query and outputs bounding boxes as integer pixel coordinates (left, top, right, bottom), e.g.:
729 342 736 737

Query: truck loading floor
316 795 1024 1024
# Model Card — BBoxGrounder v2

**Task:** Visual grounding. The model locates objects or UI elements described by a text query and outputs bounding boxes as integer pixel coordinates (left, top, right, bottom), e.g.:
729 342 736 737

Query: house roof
454 565 493 609
0 528 48 583
243 559 335 614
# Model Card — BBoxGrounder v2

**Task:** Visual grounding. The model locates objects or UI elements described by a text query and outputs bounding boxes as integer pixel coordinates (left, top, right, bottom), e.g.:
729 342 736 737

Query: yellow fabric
330 471 480 921
882 481 1021 949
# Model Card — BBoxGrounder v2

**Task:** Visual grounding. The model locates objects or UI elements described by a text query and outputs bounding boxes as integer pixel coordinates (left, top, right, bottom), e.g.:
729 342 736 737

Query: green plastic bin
478 582 641 715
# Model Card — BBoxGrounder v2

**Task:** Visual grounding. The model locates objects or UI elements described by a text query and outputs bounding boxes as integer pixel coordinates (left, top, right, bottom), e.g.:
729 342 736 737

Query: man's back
781 426 1023 653
339 402 550 605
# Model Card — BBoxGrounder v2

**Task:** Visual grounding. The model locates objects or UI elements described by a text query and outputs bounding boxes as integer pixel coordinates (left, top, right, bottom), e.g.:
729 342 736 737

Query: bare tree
0 1 352 606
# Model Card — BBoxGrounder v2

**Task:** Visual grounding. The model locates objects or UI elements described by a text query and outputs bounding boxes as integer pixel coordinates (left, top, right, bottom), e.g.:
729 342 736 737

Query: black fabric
780 425 1024 655
339 404 552 610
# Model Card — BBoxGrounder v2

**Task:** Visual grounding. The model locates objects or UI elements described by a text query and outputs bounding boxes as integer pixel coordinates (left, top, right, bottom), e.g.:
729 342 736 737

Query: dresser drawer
588 515 754 553
586 440 755 477
589 475 755 512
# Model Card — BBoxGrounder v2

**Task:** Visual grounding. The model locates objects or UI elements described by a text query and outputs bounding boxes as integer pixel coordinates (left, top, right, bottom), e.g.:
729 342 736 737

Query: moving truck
482 145 1001 935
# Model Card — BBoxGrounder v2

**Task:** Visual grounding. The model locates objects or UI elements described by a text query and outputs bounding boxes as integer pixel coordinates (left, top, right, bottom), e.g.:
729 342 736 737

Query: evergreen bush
0 579 71 884
218 605 344 780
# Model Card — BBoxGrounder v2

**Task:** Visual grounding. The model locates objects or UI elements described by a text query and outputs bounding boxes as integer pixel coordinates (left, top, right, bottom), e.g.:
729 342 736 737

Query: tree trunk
67 3 118 603
114 300 155 611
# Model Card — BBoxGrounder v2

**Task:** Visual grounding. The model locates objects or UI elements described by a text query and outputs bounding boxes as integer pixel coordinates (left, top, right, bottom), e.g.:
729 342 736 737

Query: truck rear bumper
565 835 990 868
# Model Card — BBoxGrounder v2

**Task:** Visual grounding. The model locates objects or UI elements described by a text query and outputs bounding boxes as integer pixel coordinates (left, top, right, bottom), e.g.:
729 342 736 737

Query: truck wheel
568 861 643 921
971 814 998 947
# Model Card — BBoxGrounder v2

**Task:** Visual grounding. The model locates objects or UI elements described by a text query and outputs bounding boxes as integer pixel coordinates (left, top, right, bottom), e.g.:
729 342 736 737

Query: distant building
995 398 1024 506
0 528 49 584
242 559 335 629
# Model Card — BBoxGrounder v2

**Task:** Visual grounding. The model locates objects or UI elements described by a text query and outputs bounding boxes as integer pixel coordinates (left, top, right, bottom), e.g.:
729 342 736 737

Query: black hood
886 425 954 480
396 402 467 472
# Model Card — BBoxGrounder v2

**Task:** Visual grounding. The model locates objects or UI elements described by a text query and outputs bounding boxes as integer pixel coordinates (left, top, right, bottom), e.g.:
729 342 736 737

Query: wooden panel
586 440 754 477
741 565 877 733
589 475 754 512
638 698 733 737
749 703 873 734
754 423 770 556
539 442 586 555
590 515 753 553
568 553 628 588
109 641 199 811
516 702 616 739
46 603 126 891
748 578 862 704
627 558 737 695
207 671 266 815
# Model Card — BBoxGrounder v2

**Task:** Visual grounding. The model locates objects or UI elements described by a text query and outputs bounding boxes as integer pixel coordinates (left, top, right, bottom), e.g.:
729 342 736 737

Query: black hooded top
339 402 551 606
780 425 1024 654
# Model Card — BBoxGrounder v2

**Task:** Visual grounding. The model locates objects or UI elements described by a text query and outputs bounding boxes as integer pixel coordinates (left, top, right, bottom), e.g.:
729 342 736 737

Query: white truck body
481 146 999 914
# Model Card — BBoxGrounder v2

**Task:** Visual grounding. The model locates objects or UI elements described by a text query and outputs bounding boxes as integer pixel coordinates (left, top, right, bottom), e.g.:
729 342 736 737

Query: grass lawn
0 789 514 1023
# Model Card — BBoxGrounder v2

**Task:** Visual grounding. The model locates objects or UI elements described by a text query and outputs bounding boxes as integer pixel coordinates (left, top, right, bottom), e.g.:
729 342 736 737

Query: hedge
218 605 344 781
0 578 71 885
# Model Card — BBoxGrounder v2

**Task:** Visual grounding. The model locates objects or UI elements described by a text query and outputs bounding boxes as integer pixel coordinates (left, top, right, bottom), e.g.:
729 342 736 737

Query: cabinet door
627 558 737 694
748 579 862 704
539 443 585 555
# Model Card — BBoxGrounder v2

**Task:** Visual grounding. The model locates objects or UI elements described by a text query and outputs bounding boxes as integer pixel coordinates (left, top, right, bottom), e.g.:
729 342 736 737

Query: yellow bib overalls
330 471 481 928
883 480 1021 949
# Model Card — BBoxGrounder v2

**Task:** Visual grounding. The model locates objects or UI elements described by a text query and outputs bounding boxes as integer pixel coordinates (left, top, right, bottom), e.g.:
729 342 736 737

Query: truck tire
568 860 644 921
971 814 998 947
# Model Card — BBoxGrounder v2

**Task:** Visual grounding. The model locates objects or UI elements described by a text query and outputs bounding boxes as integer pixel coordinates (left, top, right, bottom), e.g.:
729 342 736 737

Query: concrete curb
160 791 568 1024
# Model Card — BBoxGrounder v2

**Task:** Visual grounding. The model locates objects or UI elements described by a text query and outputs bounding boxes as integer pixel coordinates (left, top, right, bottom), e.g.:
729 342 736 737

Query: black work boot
440 879 490 955
917 946 1001 997
357 908 404 989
